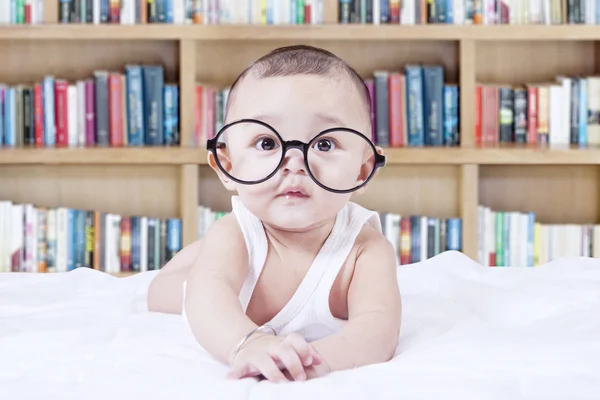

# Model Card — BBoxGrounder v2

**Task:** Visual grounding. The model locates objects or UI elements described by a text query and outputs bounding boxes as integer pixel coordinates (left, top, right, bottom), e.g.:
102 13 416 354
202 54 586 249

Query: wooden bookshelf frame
2 3 599 264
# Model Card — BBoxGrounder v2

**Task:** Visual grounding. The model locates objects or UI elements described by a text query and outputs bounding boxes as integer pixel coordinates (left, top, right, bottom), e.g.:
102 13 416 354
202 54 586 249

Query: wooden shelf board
2 24 600 41
2 146 600 165
0 147 203 165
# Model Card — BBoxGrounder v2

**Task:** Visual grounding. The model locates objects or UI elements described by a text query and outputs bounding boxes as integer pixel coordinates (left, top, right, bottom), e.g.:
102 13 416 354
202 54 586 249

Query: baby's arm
183 215 259 363
310 228 402 372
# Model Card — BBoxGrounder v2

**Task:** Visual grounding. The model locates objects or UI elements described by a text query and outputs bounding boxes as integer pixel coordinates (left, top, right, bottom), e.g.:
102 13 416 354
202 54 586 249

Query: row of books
380 212 462 264
197 204 463 265
193 65 459 148
57 0 324 25
0 65 180 148
0 1 43 25
476 76 600 147
339 0 600 25
478 205 600 267
0 200 182 274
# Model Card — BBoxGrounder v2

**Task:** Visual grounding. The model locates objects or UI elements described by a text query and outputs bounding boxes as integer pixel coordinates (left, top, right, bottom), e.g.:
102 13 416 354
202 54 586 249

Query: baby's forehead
226 74 369 130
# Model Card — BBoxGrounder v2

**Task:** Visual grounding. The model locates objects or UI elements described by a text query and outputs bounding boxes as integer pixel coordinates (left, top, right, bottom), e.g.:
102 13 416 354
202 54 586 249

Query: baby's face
215 72 373 231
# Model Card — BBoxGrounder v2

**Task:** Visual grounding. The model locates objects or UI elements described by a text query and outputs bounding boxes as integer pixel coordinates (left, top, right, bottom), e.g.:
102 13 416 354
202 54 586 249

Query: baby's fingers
284 334 314 367
269 344 306 381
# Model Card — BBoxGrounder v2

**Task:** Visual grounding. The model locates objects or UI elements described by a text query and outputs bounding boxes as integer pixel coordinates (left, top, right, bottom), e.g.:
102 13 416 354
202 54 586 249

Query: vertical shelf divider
460 164 479 260
179 38 197 148
180 164 199 247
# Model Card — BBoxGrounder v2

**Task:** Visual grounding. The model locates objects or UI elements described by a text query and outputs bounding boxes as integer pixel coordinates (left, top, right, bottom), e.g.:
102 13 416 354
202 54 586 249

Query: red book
108 73 123 146
388 72 404 147
195 84 203 145
54 80 69 147
475 84 482 145
304 4 311 23
527 86 538 145
33 84 44 147
482 85 498 144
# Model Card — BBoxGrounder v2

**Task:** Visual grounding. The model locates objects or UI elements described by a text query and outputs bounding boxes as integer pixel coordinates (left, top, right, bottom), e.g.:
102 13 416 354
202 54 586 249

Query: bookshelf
2 0 600 274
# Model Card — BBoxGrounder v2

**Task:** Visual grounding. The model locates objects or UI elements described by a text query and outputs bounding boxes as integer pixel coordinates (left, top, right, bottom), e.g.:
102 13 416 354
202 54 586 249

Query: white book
111 214 122 274
174 0 186 24
373 0 380 24
56 208 68 273
0 202 10 272
548 84 563 146
0 0 10 24
556 76 572 145
140 217 148 272
77 81 86 147
420 217 427 262
453 0 465 24
93 0 101 24
67 84 78 147
11 204 23 272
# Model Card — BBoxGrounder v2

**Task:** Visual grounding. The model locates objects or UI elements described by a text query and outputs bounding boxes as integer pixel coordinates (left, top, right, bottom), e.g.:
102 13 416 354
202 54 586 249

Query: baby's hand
227 332 328 382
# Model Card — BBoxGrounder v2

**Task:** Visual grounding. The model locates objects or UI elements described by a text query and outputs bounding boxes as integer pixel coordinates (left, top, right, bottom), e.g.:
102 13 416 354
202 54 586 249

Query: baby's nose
282 148 306 174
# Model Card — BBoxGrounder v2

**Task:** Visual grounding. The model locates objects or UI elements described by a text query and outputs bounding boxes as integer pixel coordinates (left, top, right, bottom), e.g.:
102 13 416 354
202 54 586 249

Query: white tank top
182 196 382 343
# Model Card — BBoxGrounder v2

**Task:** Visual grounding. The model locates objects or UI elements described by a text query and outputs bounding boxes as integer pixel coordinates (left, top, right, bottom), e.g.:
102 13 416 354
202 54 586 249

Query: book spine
527 86 538 144
443 84 459 146
498 86 514 143
84 79 96 146
108 72 123 146
143 66 164 145
94 71 110 146
570 78 580 144
513 87 528 143
374 70 389 146
22 86 34 146
405 65 424 146
388 72 404 147
43 77 55 147
54 80 69 147
423 66 444 146
33 83 43 147
85 210 94 269
125 65 144 146
579 77 588 146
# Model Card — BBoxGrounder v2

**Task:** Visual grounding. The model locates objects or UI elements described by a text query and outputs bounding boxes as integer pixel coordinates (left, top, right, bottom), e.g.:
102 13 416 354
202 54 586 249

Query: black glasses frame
206 118 387 194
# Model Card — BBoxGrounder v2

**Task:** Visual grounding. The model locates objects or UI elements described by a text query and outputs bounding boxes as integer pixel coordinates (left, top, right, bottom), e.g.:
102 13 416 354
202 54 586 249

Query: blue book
443 84 459 146
43 76 56 147
125 65 144 146
423 65 444 146
67 209 75 271
163 84 179 145
579 78 588 146
0 85 4 147
142 66 164 145
447 218 462 252
131 216 140 272
527 212 535 267
405 65 424 146
4 87 15 147
165 0 173 22
167 218 182 259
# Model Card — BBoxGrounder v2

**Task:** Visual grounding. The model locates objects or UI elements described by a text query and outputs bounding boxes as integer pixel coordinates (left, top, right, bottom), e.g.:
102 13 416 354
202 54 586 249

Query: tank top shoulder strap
230 196 268 312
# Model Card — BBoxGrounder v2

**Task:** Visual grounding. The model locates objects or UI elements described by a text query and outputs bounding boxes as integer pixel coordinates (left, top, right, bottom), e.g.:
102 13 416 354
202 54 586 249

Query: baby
147 44 402 383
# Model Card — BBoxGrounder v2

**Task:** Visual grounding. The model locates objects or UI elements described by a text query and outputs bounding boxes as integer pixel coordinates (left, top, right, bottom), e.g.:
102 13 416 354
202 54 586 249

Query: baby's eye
255 137 279 151
313 138 335 152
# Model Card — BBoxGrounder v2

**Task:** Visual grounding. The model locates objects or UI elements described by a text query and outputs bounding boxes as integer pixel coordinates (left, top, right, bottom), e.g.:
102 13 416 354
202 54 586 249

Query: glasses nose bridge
282 139 308 157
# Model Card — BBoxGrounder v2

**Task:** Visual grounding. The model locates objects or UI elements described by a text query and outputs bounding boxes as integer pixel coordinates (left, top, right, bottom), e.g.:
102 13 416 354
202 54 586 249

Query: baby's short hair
225 45 372 124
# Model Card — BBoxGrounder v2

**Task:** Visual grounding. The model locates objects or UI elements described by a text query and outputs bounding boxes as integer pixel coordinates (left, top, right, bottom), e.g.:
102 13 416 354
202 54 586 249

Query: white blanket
1 251 599 400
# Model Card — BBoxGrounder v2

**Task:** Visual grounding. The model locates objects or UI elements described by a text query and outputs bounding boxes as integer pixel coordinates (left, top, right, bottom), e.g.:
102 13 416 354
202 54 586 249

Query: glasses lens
215 121 283 183
307 130 376 192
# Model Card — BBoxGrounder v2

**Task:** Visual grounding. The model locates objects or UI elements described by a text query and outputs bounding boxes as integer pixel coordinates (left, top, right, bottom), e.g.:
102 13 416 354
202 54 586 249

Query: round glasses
206 119 386 194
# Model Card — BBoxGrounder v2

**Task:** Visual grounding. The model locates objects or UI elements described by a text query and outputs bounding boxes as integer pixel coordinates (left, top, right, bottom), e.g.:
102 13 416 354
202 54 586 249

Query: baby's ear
354 145 384 196
207 152 237 191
